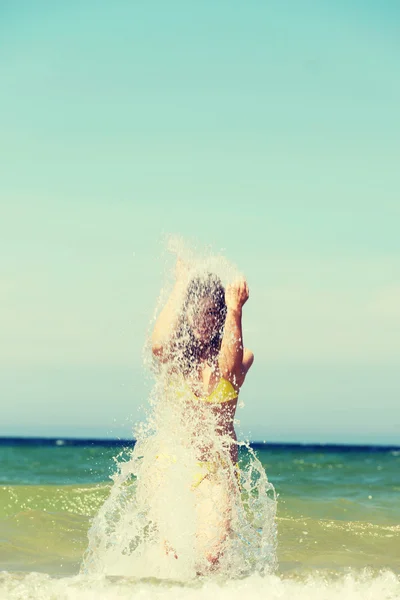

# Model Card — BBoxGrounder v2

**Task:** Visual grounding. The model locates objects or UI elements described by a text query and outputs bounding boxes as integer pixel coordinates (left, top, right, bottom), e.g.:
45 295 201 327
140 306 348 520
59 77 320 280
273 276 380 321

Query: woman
150 260 254 568
82 258 276 580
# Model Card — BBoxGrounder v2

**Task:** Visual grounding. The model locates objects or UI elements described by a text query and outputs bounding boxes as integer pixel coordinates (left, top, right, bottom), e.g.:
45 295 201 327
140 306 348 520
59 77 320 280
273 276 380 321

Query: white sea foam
1 570 399 600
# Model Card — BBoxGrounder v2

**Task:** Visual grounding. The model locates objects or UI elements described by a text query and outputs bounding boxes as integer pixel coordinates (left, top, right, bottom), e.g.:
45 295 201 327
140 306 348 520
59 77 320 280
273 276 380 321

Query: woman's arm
218 279 252 387
151 260 187 360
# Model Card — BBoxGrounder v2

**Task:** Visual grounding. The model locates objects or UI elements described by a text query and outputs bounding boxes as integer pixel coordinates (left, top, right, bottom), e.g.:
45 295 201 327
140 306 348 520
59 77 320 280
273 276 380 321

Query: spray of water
81 238 277 581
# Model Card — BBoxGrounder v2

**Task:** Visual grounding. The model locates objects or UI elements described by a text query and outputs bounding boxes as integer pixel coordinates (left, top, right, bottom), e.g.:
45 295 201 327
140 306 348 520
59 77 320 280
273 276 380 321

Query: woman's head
174 274 227 370
184 274 226 342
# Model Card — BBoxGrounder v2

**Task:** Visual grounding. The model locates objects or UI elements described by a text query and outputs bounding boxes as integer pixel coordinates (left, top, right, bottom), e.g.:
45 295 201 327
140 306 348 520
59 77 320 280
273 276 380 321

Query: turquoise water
0 440 399 599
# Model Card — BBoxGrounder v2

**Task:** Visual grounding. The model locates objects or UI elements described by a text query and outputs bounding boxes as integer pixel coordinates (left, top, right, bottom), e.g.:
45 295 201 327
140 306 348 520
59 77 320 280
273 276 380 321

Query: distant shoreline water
2 436 399 586
0 436 399 452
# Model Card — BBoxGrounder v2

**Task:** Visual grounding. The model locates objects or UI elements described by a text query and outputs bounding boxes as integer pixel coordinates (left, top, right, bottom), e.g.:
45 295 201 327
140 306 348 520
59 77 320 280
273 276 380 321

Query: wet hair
172 273 227 374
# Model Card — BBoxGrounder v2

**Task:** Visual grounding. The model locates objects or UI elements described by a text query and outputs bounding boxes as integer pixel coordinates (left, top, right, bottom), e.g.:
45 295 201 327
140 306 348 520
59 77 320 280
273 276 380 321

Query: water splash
81 239 277 581
2 570 400 600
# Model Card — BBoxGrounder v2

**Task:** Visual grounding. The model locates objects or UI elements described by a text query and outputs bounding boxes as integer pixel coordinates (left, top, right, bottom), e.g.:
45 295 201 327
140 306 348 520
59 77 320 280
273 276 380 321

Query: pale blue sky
1 1 399 443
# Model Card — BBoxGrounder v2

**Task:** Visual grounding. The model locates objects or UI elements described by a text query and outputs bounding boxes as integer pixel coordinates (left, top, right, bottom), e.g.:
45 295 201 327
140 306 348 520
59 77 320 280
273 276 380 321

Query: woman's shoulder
218 348 254 390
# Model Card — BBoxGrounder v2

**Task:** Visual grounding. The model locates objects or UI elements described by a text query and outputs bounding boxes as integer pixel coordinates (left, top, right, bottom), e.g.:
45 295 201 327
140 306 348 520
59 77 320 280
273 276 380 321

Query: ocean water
0 439 399 599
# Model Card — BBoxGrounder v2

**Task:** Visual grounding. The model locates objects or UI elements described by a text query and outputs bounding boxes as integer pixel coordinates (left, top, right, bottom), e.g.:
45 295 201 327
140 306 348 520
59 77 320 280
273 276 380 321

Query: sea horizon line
0 436 399 452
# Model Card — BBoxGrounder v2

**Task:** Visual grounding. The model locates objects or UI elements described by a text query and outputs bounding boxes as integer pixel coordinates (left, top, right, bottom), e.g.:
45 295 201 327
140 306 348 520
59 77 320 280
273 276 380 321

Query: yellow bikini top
200 377 238 404
170 375 238 404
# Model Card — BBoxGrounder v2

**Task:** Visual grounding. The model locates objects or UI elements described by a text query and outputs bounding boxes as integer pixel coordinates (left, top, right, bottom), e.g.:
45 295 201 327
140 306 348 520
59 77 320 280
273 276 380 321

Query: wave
0 570 399 600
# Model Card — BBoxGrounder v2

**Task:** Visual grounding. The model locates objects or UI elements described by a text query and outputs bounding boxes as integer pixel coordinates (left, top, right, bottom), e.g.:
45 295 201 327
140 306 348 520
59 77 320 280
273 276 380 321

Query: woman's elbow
245 350 254 369
242 350 254 373
152 341 171 364
152 343 164 358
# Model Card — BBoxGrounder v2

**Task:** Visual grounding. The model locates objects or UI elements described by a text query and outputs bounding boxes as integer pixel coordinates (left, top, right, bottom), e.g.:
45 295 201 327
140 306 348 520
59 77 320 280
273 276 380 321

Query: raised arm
218 279 253 388
151 260 187 360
